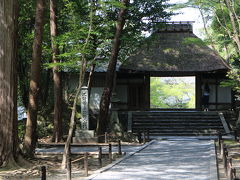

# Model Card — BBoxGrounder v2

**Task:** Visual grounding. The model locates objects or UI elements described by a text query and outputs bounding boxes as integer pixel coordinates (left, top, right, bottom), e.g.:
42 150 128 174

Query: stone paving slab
86 139 218 180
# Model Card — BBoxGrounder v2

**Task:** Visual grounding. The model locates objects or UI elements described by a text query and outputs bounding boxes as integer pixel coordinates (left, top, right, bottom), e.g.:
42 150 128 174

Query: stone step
133 120 222 123
133 116 220 120
133 126 223 130
131 111 225 136
133 130 223 136
133 126 224 131
140 132 222 136
133 122 222 126
132 111 218 116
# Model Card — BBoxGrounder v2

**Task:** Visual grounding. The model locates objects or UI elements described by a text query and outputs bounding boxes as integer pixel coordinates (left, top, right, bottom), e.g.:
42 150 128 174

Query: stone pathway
86 139 218 180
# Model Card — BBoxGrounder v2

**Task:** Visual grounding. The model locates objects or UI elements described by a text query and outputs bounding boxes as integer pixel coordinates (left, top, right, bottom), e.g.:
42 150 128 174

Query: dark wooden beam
215 77 218 110
196 74 202 110
144 73 150 110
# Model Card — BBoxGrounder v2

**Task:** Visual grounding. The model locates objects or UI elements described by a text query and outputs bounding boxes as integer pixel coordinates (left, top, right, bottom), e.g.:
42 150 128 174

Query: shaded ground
0 143 145 180
0 154 125 180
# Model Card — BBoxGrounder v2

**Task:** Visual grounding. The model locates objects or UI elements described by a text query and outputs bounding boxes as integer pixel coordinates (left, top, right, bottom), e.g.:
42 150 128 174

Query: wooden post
138 132 142 143
67 145 72 180
218 133 222 153
223 148 228 175
127 111 132 132
215 77 218 110
232 168 236 179
227 168 233 180
147 130 150 142
143 131 146 144
118 140 122 155
105 132 108 143
84 152 88 177
228 157 232 168
220 142 224 158
98 146 102 167
234 130 237 141
196 74 202 110
109 143 112 163
227 157 233 180
67 156 71 180
41 166 46 180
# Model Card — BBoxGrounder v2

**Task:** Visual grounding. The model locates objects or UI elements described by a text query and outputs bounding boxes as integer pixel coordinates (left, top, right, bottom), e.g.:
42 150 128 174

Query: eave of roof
120 32 230 73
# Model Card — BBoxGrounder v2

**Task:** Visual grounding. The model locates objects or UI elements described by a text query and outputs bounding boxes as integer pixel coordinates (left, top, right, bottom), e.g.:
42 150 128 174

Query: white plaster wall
89 85 128 110
218 86 232 103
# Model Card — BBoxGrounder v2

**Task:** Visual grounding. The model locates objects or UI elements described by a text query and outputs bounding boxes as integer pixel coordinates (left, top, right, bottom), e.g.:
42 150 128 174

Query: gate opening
150 76 196 109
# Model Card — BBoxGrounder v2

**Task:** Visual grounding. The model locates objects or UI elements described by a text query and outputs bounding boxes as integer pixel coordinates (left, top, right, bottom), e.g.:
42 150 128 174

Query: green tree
97 0 129 135
50 0 63 143
97 0 172 134
0 0 18 167
150 77 195 109
23 0 46 157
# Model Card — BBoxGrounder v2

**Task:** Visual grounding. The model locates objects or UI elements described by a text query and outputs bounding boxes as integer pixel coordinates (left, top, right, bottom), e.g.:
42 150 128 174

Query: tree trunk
96 0 129 135
224 0 240 52
0 0 18 167
87 63 96 98
199 8 217 51
50 0 63 143
61 58 87 169
23 0 45 156
40 69 51 106
62 0 94 167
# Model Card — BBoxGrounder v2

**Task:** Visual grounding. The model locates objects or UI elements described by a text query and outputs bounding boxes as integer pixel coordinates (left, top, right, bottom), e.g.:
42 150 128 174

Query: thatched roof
120 30 229 73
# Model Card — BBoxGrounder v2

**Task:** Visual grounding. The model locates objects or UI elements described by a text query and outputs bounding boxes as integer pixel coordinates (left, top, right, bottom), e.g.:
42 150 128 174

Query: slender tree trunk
199 8 216 51
224 0 240 51
23 0 45 156
87 37 98 98
0 0 18 167
214 7 240 55
61 1 94 168
61 58 87 169
96 0 129 135
87 3 98 99
87 63 96 98
50 0 63 143
228 0 240 38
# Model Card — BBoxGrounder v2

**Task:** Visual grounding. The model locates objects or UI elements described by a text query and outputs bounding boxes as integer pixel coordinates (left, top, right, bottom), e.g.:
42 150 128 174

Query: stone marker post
80 86 89 130
73 86 96 143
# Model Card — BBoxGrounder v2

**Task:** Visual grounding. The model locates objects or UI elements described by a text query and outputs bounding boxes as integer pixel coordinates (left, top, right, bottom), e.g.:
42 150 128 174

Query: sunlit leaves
150 77 196 109
182 37 206 46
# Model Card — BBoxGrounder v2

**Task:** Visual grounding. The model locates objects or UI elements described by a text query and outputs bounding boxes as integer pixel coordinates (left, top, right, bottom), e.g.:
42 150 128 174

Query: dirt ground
0 153 123 180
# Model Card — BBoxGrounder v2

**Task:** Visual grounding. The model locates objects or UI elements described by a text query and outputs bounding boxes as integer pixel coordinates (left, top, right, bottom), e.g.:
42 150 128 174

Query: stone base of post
73 130 97 143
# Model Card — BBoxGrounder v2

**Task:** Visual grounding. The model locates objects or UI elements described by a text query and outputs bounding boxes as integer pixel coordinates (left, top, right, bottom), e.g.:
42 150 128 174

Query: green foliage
209 0 240 101
221 67 240 96
174 0 240 108
150 77 195 109
18 121 26 142
17 0 173 138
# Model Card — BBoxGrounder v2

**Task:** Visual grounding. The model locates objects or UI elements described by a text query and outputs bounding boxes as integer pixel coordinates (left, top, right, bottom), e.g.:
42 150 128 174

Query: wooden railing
40 139 124 180
218 133 238 180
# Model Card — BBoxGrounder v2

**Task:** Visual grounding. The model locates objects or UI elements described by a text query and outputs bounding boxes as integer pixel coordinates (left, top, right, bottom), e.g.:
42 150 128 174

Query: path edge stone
210 140 218 180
